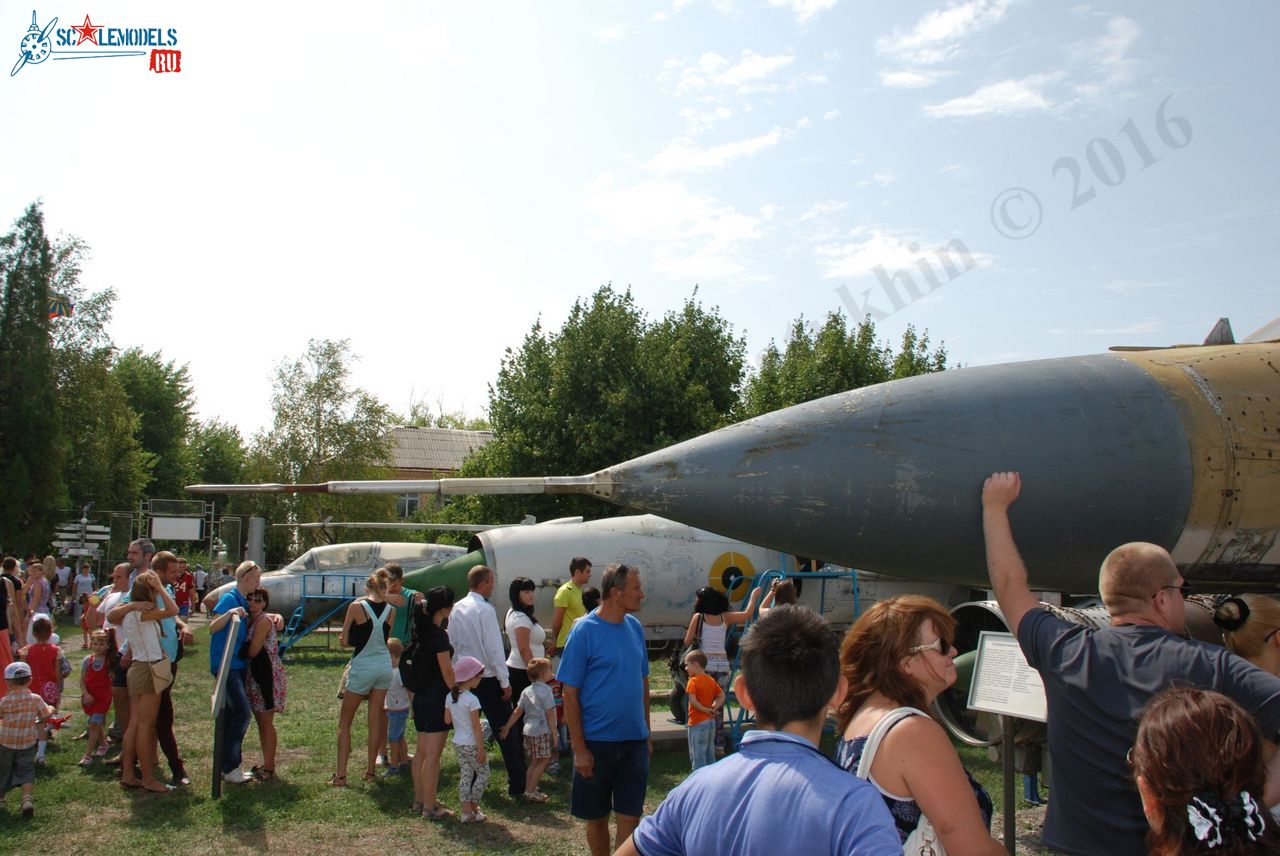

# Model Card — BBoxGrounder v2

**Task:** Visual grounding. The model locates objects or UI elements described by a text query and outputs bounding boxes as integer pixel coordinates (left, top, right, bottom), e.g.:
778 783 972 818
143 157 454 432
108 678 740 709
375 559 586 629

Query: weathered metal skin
598 353 1198 591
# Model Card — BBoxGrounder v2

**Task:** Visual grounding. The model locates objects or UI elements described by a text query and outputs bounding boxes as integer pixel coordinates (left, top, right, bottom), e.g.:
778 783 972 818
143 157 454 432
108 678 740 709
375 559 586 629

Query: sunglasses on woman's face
247 595 266 603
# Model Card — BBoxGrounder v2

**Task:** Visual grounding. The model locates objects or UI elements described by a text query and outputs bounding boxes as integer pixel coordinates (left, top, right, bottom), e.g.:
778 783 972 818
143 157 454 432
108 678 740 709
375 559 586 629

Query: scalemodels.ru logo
10 10 181 76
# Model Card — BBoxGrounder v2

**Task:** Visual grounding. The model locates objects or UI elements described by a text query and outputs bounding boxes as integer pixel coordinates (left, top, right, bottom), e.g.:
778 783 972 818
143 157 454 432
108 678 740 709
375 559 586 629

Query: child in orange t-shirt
683 649 724 771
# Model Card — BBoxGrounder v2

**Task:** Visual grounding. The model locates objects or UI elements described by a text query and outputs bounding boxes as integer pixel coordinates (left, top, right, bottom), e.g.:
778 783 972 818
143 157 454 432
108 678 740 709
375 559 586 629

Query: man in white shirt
448 564 527 796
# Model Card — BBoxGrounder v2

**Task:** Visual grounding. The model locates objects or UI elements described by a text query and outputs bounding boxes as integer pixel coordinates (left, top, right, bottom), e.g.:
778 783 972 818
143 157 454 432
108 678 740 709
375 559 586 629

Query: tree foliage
437 285 745 525
0 203 66 549
113 348 197 498
737 312 947 420
240 339 396 564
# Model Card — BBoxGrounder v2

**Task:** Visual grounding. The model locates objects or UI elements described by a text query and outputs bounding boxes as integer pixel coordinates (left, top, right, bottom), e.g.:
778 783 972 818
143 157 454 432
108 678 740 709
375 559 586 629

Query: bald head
1099 542 1180 617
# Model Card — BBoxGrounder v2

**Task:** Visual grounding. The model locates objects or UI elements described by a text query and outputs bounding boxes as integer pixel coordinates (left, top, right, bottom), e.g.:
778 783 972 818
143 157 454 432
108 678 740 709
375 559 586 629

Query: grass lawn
3 616 1030 853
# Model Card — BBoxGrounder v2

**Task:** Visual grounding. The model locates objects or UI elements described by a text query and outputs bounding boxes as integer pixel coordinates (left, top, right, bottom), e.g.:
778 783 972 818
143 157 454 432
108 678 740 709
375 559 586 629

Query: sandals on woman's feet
78 754 94 767
461 810 487 823
362 770 375 782
253 767 275 782
411 801 424 813
522 790 548 803
425 805 455 819
327 774 347 787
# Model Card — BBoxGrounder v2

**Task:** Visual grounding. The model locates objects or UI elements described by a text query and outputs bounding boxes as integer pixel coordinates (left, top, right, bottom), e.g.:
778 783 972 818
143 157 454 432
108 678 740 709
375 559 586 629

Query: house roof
388 427 494 472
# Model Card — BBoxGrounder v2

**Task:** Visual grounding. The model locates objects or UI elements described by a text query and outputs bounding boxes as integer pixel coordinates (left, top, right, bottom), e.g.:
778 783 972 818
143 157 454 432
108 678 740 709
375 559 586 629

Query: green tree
114 348 197 498
400 396 491 431
240 339 396 564
189 419 248 511
46 235 152 511
738 313 947 419
439 285 745 526
0 203 66 548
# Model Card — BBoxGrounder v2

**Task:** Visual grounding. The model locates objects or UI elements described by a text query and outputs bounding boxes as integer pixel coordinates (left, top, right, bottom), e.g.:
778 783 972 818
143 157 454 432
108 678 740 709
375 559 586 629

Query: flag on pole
48 294 74 319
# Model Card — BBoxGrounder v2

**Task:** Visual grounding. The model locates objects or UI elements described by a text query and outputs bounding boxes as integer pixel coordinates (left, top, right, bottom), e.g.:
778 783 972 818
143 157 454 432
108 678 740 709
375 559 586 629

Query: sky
2 1 1278 439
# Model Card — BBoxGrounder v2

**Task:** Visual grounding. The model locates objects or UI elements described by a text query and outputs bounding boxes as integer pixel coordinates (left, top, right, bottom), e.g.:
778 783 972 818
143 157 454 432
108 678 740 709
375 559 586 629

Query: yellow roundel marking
709 552 755 599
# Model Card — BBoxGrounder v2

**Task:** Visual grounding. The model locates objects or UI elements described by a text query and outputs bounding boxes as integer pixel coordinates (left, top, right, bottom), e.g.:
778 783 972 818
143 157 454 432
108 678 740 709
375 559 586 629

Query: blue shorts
88 713 106 725
387 709 409 742
345 654 392 696
571 739 649 820
178 605 190 618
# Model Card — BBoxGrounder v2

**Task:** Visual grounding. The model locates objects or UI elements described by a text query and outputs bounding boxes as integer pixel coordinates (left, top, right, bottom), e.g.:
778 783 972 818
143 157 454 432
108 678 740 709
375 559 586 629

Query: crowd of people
6 474 1280 855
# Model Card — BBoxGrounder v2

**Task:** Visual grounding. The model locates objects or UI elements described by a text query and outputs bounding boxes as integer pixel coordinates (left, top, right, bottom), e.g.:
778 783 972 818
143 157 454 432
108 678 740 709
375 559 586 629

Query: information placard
966 630 1047 722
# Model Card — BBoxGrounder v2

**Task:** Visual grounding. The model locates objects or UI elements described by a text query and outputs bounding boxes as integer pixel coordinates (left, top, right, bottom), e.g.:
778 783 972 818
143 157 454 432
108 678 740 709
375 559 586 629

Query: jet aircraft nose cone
605 354 1192 590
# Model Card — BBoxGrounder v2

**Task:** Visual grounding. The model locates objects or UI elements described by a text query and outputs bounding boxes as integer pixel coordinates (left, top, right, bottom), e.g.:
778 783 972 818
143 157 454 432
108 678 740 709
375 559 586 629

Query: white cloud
823 109 840 120
594 22 630 43
871 169 896 187
678 105 733 133
1045 320 1163 336
645 127 788 175
1070 16 1139 85
878 0 1016 66
879 69 950 89
584 173 764 279
922 74 1055 118
1100 278 1167 295
799 200 848 221
815 228 993 279
765 0 839 24
666 51 796 96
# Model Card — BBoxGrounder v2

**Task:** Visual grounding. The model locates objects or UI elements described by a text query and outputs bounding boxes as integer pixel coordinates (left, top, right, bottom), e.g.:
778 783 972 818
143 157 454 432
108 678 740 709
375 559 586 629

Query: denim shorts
570 739 649 820
387 708 409 742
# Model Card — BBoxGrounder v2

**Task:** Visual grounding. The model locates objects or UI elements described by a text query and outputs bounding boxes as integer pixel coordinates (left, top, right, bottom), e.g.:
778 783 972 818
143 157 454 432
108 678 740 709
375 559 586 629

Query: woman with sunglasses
244 587 287 781
835 595 1005 855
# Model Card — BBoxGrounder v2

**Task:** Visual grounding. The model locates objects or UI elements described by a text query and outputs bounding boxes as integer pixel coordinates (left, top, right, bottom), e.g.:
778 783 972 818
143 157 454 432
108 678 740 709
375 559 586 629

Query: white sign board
150 516 203 541
966 630 1048 722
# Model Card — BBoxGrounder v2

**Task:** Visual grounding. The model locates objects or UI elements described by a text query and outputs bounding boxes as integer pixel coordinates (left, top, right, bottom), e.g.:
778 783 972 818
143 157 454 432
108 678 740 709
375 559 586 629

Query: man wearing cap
447 565 527 797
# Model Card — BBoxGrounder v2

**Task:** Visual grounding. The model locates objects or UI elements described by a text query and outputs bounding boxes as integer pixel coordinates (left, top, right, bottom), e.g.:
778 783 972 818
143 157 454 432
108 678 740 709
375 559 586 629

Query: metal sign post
967 631 1049 855
210 613 240 799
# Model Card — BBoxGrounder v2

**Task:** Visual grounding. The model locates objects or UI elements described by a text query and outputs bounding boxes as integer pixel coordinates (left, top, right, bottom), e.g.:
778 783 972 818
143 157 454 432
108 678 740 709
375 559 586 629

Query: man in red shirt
173 558 195 619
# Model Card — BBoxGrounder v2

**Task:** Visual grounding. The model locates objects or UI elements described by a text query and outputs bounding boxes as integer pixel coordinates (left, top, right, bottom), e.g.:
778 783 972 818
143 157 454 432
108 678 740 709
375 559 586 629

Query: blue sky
3 1 1277 437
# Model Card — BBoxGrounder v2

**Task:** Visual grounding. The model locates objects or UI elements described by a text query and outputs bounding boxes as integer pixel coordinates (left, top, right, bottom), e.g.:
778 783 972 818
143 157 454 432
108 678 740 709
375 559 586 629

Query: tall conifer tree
0 203 66 549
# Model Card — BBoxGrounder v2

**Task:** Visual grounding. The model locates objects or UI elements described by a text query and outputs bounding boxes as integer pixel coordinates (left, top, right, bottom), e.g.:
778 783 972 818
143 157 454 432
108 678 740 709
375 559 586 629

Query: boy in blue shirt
621 606 900 856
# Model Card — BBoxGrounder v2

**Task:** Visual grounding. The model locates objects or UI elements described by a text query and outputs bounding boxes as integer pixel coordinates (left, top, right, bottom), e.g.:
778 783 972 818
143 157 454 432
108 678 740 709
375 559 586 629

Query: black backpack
399 615 430 692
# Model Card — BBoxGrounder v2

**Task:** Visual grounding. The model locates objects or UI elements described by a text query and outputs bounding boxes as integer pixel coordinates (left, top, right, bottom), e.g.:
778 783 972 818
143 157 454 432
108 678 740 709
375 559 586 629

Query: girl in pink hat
444 656 490 823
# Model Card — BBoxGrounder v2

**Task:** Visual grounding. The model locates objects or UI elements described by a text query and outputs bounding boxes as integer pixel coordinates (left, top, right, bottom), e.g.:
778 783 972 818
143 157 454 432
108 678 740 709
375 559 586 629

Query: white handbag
854 706 945 856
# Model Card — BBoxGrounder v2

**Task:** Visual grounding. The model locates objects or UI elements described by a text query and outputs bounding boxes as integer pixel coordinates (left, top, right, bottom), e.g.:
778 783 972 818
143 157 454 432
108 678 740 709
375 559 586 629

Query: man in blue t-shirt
621 605 900 856
558 563 649 856
208 561 262 785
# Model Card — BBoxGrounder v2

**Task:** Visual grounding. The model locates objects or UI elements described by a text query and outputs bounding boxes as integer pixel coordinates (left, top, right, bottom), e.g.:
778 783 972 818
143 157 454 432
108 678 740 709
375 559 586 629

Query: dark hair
600 563 633 599
509 577 538 624
249 587 270 608
32 616 53 641
424 586 455 618
773 580 798 605
739 605 839 728
382 562 404 581
2 557 15 572
694 587 730 616
570 556 591 574
1132 687 1280 856
836 595 956 732
581 586 601 612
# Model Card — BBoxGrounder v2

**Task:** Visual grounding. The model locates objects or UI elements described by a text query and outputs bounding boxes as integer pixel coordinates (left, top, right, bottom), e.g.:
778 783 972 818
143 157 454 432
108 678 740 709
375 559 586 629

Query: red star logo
72 15 101 46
